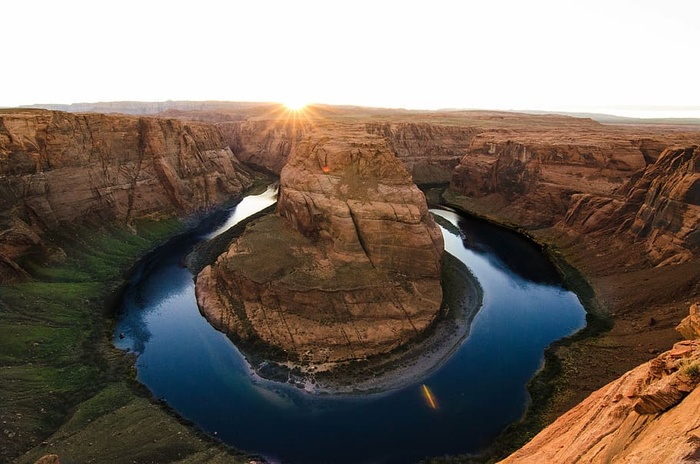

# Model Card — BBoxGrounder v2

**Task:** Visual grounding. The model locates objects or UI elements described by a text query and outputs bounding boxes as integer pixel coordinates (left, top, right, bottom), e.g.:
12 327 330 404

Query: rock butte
195 122 444 365
2 103 700 463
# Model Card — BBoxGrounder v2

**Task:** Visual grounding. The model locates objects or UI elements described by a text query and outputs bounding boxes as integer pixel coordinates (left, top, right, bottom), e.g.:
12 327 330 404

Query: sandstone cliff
0 109 253 281
500 304 700 464
365 122 477 184
217 119 310 175
564 145 700 266
448 124 650 228
196 122 444 365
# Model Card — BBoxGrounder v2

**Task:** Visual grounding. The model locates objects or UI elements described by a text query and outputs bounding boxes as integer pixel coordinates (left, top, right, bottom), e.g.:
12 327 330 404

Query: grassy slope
0 219 249 464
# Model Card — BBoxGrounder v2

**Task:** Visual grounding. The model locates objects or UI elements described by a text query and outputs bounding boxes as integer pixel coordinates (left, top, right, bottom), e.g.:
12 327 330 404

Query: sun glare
283 99 308 111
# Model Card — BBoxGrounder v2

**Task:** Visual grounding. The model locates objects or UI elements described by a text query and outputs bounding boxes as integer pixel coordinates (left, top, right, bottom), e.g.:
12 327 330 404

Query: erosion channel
113 186 586 464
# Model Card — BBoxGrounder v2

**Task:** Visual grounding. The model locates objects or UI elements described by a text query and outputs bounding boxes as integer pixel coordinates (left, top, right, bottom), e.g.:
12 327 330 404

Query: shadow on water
113 189 586 464
443 211 562 286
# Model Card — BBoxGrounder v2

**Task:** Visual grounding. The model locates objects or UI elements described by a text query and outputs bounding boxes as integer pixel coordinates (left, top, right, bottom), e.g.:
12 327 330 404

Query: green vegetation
0 218 248 463
681 360 700 381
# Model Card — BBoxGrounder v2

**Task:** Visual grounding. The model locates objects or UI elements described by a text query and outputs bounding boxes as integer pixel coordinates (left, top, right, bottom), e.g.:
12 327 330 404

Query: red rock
33 455 61 464
500 340 700 463
0 109 253 281
677 303 700 340
196 122 443 365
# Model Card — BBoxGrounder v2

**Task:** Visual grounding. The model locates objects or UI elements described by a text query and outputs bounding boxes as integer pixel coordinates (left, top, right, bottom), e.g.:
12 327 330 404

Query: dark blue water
114 195 586 464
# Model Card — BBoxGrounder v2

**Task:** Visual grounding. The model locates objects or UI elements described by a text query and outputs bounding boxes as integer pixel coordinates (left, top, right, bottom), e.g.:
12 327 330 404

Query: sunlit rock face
276 125 444 277
0 109 253 281
499 304 700 464
196 123 444 365
564 146 700 265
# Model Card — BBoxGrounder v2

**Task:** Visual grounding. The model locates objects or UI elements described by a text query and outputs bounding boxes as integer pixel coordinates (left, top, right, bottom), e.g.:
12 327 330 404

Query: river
114 188 585 463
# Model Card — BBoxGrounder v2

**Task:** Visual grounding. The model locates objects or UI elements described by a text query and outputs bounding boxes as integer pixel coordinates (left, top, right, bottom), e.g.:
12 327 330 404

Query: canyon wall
365 122 477 184
217 119 476 184
500 305 700 464
564 145 700 266
217 120 309 175
0 109 253 280
196 122 444 365
448 124 649 228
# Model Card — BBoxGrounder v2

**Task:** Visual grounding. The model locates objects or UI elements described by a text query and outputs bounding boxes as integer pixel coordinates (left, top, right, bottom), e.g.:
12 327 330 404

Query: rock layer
217 119 310 175
196 123 444 365
564 145 700 265
0 109 253 281
677 303 700 340
449 124 648 227
365 122 477 184
500 305 700 464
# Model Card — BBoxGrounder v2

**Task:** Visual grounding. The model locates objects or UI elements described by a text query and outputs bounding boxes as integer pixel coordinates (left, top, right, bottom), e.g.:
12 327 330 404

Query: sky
4 0 700 117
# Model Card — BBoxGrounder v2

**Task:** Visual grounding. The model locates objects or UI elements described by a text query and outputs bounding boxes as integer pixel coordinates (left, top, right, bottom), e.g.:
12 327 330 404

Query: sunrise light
283 99 308 112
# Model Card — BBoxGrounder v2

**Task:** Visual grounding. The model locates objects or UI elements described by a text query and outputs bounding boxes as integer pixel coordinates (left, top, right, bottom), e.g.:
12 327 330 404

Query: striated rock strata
196 123 444 365
449 124 648 228
564 145 700 266
365 122 477 184
500 305 700 464
0 109 253 281
217 119 310 175
678 303 700 340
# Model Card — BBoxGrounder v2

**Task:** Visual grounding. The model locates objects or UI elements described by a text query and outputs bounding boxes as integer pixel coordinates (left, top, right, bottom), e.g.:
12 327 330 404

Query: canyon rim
2 103 699 463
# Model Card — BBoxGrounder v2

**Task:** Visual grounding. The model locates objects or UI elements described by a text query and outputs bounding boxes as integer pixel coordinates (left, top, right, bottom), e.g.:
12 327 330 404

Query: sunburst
283 99 309 112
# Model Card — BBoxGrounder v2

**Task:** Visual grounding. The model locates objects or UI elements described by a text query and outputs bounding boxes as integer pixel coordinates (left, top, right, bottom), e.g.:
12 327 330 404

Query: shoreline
434 189 699 461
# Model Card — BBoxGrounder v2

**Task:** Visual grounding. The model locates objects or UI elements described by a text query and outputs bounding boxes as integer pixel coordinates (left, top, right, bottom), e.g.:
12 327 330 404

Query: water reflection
436 210 562 286
113 197 586 463
207 184 278 239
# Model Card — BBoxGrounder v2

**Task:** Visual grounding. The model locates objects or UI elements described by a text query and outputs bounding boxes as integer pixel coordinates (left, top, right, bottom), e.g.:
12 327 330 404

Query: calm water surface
114 192 585 463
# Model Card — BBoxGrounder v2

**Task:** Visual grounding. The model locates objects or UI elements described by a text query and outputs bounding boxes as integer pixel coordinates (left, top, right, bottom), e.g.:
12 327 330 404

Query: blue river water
114 190 586 463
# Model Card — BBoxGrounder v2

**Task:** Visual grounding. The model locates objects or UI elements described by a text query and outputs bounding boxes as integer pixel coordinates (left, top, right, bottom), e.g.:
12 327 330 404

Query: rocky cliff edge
500 303 700 464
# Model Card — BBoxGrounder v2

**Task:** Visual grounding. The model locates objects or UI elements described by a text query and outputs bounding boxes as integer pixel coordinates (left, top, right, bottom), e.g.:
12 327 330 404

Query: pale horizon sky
4 0 700 118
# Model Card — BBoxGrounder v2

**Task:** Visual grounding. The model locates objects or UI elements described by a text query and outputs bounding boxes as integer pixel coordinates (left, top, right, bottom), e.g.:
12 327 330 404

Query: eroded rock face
196 123 444 365
0 109 253 280
677 303 700 340
217 119 310 175
564 146 700 265
276 125 444 276
450 129 648 227
365 122 477 184
500 337 700 463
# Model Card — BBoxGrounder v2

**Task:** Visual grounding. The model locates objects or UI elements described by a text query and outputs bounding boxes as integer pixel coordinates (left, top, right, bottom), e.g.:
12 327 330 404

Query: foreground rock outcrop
196 122 444 365
500 304 700 463
0 109 253 281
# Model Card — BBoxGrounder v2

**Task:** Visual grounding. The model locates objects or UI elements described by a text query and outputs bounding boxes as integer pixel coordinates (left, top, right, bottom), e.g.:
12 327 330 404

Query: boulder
33 455 61 464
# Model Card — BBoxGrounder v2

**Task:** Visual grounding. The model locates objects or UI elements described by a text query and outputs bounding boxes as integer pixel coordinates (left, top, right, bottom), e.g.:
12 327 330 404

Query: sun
283 99 309 112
